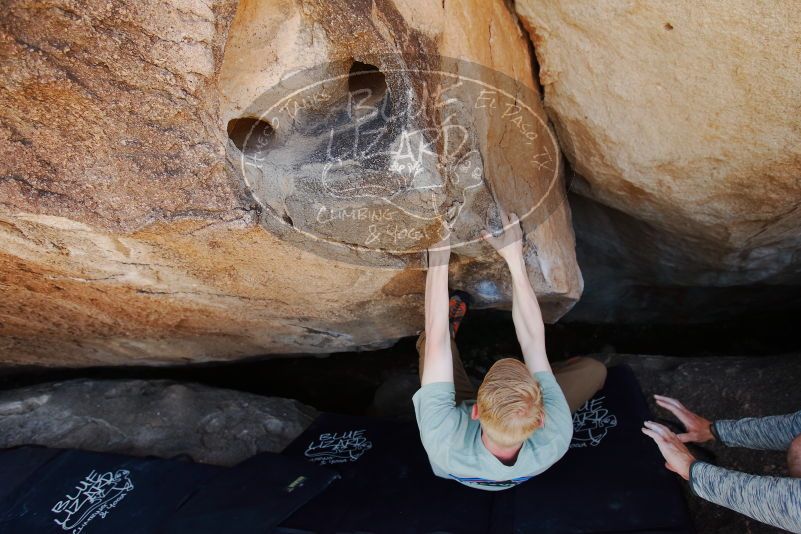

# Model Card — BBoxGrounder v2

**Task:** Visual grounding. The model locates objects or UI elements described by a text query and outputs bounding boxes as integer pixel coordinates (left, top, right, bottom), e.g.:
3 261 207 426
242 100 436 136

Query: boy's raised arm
421 235 454 385
481 212 550 374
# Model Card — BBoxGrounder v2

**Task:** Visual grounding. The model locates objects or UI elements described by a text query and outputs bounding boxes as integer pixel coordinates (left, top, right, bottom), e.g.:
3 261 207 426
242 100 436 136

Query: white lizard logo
571 397 618 447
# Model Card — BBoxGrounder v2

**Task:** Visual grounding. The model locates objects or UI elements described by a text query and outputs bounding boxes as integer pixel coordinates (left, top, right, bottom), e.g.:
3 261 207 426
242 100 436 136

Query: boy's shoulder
412 382 475 445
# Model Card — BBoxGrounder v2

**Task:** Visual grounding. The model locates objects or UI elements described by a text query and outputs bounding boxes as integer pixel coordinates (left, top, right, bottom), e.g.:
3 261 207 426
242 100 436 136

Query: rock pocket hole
348 61 387 111
227 117 274 158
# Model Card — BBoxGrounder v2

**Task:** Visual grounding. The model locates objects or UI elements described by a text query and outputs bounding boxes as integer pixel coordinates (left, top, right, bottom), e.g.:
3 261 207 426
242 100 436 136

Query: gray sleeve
713 409 801 451
690 461 801 533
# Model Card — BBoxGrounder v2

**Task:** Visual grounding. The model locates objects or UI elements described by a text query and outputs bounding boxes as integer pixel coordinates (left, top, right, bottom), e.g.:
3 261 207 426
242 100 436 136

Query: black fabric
278 413 496 534
0 446 60 504
506 365 694 533
279 365 694 534
0 447 336 534
163 452 338 534
0 449 223 534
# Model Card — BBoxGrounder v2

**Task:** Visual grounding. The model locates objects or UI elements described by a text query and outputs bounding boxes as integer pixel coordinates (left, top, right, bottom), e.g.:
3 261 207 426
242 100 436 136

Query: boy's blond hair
476 358 544 447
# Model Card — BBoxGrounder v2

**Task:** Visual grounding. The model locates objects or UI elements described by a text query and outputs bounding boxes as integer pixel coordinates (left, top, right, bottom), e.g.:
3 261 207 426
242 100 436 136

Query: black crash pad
278 365 694 534
508 365 693 533
0 446 61 504
162 452 339 534
0 449 223 534
0 448 336 534
280 413 496 534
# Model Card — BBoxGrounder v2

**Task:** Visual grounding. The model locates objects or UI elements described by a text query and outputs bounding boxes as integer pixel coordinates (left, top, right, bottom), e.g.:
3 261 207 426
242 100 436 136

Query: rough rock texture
516 1 801 318
0 0 581 366
0 379 317 466
567 193 801 323
605 354 801 534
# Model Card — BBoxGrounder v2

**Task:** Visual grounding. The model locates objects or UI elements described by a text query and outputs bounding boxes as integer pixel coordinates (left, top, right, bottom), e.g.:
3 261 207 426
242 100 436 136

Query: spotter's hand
654 395 715 443
641 420 696 480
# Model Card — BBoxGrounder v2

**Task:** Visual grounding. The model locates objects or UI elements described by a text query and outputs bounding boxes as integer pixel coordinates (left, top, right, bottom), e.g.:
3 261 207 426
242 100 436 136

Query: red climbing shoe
449 290 471 338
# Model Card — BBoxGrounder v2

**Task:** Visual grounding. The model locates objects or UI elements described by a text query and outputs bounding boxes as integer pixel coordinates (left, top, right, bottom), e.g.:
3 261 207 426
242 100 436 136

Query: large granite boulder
0 0 581 366
0 379 317 466
516 1 801 318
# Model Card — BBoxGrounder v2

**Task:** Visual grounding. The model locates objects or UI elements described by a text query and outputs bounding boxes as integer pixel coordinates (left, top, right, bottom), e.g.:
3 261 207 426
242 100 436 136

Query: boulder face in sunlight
0 0 581 366
517 0 801 297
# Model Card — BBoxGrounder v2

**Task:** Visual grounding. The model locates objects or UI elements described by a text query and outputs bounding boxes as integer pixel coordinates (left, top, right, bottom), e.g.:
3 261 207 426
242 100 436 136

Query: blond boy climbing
412 212 607 490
